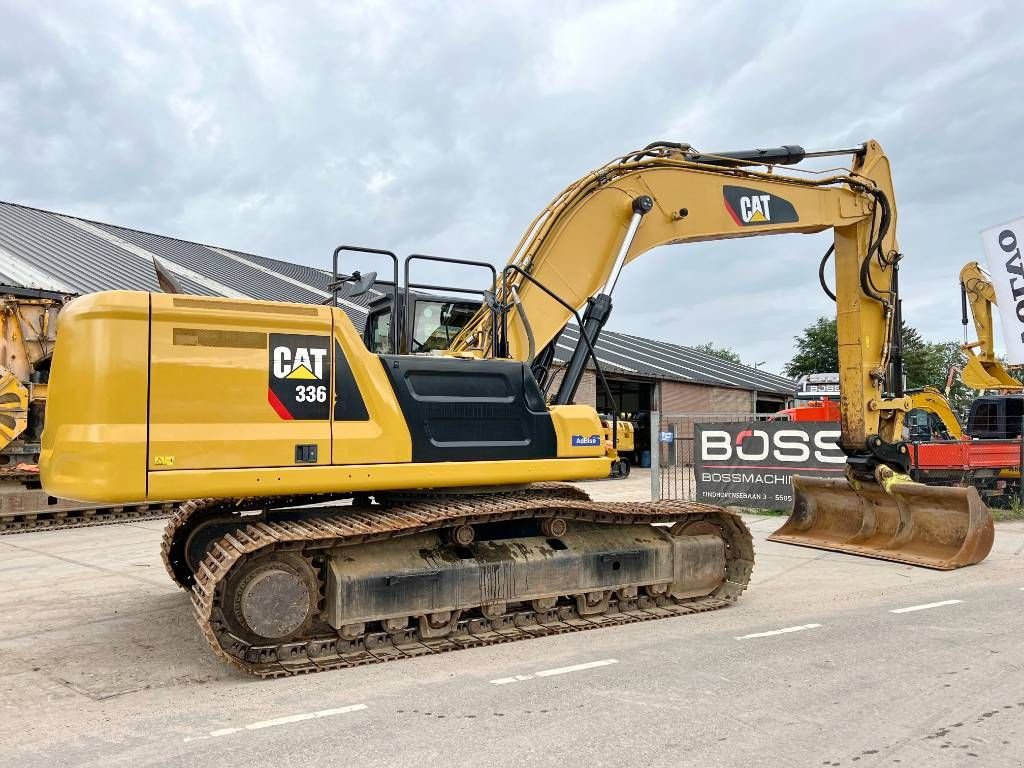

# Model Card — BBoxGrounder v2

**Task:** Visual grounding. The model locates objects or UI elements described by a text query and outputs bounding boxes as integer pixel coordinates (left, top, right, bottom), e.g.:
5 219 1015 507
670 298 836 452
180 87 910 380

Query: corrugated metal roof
92 222 327 305
0 202 212 296
0 200 376 320
0 199 795 395
554 325 795 395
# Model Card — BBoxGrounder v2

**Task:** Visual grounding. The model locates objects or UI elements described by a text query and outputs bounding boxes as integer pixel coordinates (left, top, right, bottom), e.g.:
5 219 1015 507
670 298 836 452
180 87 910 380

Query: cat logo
272 345 328 380
267 333 332 421
739 194 772 223
723 185 799 227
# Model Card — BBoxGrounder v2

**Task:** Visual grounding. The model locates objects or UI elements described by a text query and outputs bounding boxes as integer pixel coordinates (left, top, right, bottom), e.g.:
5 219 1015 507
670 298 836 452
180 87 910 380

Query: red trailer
775 396 1022 505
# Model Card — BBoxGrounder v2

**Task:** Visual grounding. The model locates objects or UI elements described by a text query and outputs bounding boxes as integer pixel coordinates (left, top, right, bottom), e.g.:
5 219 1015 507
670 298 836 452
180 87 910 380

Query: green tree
933 341 972 418
784 317 837 376
902 325 947 390
692 342 742 365
785 316 955 395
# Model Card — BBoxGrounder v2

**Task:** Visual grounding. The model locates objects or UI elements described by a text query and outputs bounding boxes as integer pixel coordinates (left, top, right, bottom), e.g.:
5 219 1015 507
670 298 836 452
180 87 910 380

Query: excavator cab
331 246 497 358
967 394 1024 439
363 289 481 355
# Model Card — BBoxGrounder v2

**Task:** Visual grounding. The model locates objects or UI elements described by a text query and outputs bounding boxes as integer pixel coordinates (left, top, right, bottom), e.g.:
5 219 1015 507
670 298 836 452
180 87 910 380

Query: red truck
776 394 1023 505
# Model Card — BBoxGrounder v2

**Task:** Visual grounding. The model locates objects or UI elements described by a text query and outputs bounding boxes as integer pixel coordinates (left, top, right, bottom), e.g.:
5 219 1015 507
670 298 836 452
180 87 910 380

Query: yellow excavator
41 139 993 677
959 260 1024 390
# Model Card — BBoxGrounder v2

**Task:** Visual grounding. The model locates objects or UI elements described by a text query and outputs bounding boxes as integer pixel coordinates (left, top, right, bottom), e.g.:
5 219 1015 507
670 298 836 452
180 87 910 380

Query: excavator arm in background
908 387 964 439
450 139 991 569
959 261 1023 390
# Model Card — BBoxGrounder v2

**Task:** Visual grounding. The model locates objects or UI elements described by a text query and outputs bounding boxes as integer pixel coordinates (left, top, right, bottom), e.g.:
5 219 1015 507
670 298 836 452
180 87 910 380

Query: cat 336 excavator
40 139 994 677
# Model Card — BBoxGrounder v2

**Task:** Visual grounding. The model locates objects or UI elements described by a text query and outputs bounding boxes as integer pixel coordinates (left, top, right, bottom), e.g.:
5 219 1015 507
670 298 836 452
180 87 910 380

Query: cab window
367 310 393 354
411 300 478 353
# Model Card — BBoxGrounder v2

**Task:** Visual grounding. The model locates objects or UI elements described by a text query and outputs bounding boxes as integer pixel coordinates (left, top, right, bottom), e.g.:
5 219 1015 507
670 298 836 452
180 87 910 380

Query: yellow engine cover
41 292 610 503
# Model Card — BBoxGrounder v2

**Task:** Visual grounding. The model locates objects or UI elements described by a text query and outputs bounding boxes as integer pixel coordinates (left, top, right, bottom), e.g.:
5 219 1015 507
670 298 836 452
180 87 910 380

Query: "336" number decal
294 385 328 403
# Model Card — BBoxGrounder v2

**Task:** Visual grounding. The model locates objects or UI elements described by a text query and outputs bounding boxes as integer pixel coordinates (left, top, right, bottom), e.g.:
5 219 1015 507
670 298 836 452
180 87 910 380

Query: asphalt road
1 476 1022 768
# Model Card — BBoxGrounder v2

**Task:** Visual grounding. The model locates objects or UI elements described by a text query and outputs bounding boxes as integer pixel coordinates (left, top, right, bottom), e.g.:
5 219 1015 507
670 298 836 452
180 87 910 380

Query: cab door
148 294 332 472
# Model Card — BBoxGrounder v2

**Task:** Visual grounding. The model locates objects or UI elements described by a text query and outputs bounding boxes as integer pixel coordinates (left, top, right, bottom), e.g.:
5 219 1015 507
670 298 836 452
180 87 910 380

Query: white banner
982 217 1024 364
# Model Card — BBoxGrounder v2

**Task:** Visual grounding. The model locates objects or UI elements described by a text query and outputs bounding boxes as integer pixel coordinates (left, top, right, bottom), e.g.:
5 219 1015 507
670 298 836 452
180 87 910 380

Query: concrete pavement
0 476 1021 767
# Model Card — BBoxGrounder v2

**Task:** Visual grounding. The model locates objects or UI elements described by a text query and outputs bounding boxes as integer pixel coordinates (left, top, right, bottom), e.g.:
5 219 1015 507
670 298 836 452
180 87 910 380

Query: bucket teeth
768 475 994 570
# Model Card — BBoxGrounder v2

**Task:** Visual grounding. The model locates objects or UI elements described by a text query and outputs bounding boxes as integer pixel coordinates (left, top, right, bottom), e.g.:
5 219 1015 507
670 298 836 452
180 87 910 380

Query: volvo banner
982 217 1024 364
694 422 846 509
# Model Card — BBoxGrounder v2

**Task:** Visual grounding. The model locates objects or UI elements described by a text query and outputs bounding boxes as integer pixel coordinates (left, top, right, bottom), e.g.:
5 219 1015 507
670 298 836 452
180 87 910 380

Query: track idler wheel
222 553 321 643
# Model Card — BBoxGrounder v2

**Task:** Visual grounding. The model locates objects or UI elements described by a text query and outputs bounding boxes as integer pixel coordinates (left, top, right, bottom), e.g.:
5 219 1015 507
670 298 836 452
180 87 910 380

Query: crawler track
168 486 753 678
0 499 175 534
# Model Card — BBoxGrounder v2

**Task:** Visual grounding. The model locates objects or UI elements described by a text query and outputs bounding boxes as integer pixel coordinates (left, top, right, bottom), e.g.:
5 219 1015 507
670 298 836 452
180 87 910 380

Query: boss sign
693 422 845 510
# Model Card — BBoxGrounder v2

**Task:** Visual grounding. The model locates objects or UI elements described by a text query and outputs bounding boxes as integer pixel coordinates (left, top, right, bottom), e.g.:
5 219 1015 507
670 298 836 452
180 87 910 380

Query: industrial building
0 200 796 459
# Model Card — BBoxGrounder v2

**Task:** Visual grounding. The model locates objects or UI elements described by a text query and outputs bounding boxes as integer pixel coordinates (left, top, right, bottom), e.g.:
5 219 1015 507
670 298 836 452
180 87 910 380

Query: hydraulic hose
859 189 893 305
818 245 837 301
510 284 536 364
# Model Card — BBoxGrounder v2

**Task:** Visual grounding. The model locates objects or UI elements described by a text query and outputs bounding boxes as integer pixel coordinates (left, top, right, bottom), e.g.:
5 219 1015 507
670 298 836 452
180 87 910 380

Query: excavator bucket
960 350 1023 391
768 475 994 570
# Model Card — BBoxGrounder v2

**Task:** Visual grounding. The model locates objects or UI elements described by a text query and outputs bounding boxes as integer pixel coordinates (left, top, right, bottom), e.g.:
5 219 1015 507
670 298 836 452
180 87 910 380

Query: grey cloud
1 0 1021 371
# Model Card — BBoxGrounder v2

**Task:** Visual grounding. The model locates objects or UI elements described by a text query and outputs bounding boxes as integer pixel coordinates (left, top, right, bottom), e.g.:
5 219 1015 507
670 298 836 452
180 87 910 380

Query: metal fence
650 411 788 502
649 412 1024 506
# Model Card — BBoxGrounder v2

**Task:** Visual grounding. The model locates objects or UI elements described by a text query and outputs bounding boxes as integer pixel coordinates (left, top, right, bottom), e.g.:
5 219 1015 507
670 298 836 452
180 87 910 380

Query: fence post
1019 411 1024 506
650 411 660 501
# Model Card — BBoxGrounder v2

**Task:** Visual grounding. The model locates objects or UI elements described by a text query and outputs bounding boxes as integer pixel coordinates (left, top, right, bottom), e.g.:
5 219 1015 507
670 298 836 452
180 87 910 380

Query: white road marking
490 658 618 685
736 623 822 640
890 599 963 614
184 704 366 742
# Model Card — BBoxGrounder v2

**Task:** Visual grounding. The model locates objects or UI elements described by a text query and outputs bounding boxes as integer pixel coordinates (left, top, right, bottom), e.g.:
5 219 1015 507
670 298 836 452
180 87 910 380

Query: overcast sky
1 1 1022 372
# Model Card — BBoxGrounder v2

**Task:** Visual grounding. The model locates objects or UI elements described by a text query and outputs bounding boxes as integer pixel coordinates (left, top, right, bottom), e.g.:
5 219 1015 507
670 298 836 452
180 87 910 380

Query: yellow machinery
0 289 172 533
41 139 992 677
0 293 57 459
602 416 634 477
959 261 1023 390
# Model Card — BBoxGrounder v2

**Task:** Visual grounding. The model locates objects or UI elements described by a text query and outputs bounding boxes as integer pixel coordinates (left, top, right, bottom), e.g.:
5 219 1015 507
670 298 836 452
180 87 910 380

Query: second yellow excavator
959 260 1024 390
40 139 993 677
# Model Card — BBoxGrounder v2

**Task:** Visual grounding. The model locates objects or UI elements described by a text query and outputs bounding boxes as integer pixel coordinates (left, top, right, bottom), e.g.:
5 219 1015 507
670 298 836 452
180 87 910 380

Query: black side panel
379 355 557 463
334 341 370 421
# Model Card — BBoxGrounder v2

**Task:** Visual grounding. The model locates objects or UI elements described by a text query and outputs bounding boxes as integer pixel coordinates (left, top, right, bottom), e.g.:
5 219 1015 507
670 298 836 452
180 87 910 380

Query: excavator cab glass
366 307 395 354
905 409 955 441
362 289 482 355
348 251 496 356
410 299 480 353
967 394 1024 439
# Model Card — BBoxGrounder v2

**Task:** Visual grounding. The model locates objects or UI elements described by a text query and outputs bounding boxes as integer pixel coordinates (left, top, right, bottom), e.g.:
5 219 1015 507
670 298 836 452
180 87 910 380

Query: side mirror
332 270 378 301
482 290 500 313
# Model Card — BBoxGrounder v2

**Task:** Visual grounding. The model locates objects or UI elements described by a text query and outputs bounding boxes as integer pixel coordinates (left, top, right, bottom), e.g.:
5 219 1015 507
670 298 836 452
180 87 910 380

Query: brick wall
659 380 753 414
544 366 597 407
546 367 753 415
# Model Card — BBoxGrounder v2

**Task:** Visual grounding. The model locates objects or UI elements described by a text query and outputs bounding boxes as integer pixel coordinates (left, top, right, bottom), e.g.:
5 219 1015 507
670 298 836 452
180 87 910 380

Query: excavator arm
959 261 1023 390
453 140 906 465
